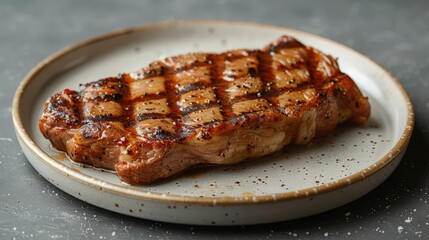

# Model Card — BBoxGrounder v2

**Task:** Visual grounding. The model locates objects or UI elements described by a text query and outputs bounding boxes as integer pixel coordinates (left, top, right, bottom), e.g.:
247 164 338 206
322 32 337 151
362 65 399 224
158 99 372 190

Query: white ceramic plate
12 20 414 225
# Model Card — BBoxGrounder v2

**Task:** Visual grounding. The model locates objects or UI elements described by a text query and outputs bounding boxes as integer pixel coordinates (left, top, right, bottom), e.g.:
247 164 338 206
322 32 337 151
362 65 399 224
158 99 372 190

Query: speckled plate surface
12 20 414 225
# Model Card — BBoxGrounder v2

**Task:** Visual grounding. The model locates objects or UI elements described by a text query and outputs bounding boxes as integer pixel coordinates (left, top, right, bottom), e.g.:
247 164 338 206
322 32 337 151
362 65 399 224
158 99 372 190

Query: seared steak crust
39 36 370 184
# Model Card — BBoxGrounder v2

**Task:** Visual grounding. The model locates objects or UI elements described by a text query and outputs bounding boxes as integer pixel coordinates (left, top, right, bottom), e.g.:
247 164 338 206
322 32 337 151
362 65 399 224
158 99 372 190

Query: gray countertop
1 0 428 239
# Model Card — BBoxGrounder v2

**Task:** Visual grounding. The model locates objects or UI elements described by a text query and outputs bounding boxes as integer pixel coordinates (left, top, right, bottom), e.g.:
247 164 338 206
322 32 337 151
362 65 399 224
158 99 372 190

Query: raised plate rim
12 19 414 205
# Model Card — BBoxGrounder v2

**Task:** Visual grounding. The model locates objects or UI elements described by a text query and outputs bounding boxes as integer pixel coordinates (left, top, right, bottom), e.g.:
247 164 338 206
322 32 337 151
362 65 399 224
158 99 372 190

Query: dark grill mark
115 74 134 128
85 114 122 123
135 113 167 122
88 93 123 102
256 50 278 106
161 66 182 135
180 103 220 116
209 54 233 119
153 129 177 141
248 67 258 78
176 82 208 94
128 93 167 102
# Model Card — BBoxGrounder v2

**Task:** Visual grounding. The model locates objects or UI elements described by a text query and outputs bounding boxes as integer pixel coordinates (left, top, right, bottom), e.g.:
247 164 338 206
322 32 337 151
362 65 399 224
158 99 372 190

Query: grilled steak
39 36 370 184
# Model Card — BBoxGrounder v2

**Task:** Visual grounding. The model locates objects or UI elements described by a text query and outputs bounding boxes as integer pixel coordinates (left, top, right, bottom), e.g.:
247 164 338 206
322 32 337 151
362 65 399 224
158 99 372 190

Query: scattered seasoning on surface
405 217 413 223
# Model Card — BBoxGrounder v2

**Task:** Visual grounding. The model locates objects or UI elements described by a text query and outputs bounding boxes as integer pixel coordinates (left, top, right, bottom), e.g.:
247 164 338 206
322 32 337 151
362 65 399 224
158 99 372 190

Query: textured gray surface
1 0 429 239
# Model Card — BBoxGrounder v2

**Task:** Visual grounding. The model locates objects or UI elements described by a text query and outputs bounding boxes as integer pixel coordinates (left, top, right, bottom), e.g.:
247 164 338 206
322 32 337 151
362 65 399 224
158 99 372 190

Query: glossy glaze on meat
39 36 370 184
